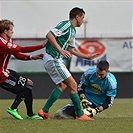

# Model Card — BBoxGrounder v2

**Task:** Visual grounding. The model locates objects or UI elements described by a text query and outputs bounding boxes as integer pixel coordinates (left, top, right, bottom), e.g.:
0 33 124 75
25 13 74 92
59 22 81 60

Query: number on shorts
18 76 26 86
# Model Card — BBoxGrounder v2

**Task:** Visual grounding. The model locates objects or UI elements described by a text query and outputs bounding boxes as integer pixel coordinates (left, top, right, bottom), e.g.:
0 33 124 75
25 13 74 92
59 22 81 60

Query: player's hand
31 54 44 60
59 49 72 58
80 97 92 109
86 53 100 60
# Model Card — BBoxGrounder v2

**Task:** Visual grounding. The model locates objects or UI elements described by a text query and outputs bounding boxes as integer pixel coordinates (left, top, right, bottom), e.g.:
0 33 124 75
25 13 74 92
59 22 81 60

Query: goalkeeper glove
80 97 92 109
95 107 101 114
83 108 97 117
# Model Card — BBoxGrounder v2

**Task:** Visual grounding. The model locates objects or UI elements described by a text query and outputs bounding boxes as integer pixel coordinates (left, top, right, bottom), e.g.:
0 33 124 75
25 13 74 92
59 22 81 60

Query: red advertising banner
70 38 133 72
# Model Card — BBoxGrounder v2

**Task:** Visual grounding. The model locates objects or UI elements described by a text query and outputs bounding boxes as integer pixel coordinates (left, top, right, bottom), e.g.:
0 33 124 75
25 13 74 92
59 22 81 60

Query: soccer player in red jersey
0 19 47 120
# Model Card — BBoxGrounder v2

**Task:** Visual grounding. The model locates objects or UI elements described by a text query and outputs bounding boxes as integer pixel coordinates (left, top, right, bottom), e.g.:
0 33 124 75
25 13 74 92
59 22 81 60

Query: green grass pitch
0 98 132 133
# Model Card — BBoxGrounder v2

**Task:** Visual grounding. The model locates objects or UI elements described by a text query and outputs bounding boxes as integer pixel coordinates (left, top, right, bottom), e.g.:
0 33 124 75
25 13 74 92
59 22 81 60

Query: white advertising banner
70 38 133 72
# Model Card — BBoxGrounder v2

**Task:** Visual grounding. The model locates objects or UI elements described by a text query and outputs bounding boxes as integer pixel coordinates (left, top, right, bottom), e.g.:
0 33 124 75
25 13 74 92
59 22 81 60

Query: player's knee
64 77 77 93
54 109 75 119
58 82 67 91
69 77 77 89
54 109 63 118
25 79 33 90
26 79 33 87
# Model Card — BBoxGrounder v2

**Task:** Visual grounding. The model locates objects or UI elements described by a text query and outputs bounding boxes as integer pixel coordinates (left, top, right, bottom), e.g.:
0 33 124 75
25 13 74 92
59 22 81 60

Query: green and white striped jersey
46 20 76 59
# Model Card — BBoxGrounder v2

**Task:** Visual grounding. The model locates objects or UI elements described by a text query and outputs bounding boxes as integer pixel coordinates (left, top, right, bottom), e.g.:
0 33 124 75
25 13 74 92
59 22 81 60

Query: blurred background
0 0 132 99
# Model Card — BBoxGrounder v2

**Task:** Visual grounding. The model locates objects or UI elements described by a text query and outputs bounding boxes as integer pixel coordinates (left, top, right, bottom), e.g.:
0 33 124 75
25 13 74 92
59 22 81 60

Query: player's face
5 25 14 38
76 14 85 27
96 68 108 80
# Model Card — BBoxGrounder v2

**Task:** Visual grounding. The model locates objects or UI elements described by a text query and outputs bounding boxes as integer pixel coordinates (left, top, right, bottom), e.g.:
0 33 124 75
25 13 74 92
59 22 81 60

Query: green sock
42 87 62 112
70 93 83 117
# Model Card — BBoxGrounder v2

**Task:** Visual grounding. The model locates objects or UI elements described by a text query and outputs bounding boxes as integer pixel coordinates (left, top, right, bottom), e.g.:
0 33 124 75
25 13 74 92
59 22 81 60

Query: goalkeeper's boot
26 114 43 120
76 113 94 120
38 109 50 120
7 107 23 120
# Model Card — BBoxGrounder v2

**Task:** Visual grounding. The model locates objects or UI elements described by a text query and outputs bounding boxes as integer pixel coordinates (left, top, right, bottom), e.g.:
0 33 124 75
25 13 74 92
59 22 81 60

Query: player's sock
42 87 62 113
70 93 83 117
11 95 23 110
24 90 34 116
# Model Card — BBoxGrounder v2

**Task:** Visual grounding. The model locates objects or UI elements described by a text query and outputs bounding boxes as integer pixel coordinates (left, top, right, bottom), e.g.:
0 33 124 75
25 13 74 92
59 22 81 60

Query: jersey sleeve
50 21 70 37
78 70 93 95
106 86 117 97
0 37 43 53
80 72 89 86
49 20 76 49
67 38 75 48
13 52 31 60
106 75 117 97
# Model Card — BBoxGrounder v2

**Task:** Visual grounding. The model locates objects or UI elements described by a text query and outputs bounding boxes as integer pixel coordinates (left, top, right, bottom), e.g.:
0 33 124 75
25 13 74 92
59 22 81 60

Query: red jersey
0 36 43 83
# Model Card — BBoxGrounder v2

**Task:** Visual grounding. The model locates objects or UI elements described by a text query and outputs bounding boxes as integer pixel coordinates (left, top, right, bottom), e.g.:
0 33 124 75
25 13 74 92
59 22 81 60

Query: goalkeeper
54 60 117 119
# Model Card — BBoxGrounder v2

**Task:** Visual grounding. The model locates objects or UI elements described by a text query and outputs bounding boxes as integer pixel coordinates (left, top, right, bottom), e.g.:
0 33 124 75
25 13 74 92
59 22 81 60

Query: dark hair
0 19 14 34
69 7 85 19
97 60 109 71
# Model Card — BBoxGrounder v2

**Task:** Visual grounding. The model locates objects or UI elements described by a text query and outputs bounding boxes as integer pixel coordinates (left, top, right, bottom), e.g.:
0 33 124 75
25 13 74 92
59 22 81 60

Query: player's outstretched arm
30 54 44 60
13 52 44 60
2 39 48 54
68 47 99 60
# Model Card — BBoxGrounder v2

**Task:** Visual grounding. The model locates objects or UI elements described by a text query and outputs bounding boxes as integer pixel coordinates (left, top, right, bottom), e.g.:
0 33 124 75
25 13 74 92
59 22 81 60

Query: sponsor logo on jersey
91 84 103 93
53 29 62 36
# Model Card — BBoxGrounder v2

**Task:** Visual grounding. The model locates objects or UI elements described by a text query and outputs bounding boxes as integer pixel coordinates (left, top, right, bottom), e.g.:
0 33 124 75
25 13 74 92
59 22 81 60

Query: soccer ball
83 108 96 117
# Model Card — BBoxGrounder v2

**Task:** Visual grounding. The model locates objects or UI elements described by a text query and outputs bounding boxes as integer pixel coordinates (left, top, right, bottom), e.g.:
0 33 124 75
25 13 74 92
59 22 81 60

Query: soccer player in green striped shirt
38 7 99 120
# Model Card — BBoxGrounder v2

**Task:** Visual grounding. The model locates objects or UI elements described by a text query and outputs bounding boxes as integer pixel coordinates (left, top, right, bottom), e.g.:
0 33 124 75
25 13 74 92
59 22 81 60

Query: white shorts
43 53 71 85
